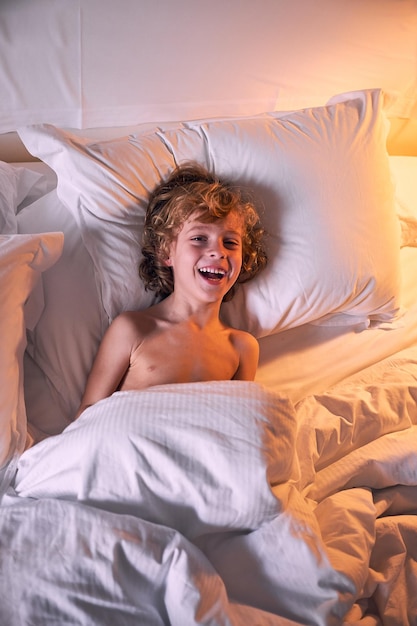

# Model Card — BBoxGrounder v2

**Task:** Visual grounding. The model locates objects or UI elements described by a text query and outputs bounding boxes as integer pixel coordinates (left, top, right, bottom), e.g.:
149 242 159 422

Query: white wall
1 0 416 134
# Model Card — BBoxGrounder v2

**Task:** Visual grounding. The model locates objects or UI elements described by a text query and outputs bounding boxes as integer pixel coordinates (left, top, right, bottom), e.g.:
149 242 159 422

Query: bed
1 2 417 625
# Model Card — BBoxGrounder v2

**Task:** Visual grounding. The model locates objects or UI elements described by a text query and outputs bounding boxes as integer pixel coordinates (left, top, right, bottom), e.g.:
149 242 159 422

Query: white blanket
1 375 417 625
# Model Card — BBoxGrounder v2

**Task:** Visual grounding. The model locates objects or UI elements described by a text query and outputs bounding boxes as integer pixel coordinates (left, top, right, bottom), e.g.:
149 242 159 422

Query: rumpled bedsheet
0 368 416 625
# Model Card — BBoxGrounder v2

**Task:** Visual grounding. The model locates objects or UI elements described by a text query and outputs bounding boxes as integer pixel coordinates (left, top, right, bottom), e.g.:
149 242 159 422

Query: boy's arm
74 313 137 419
233 331 259 381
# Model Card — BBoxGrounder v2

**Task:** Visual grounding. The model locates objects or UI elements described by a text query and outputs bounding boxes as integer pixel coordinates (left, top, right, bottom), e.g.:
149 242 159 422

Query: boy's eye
191 236 206 242
224 239 240 248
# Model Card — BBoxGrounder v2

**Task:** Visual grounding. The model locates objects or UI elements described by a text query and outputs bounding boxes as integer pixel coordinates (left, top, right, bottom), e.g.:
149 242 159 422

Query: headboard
1 0 416 159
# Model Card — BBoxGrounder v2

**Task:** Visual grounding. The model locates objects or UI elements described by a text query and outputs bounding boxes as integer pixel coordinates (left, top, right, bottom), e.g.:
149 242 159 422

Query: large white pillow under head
160 89 401 334
18 89 401 337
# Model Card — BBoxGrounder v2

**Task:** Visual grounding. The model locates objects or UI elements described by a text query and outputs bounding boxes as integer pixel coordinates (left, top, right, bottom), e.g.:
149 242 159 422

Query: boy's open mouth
198 267 226 281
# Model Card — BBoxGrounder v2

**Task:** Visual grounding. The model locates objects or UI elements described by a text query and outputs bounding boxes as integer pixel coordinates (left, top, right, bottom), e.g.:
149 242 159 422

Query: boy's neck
158 293 224 328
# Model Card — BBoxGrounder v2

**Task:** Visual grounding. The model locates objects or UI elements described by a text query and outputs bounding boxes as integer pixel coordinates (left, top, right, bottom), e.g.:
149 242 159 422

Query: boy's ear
161 241 174 266
158 249 172 267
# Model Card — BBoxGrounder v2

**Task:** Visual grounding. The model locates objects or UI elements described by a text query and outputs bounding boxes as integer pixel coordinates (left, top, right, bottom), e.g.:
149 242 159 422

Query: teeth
199 267 226 276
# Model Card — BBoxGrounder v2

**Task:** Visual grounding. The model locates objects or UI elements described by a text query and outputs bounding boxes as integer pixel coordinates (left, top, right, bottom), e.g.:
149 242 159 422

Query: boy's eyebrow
186 224 243 238
223 230 242 238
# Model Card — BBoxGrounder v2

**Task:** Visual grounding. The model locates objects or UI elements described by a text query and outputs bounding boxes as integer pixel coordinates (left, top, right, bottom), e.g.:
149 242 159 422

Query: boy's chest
129 324 240 386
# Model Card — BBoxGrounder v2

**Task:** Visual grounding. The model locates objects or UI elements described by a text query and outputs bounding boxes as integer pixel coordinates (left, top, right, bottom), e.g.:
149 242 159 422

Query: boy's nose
209 239 226 257
210 247 225 258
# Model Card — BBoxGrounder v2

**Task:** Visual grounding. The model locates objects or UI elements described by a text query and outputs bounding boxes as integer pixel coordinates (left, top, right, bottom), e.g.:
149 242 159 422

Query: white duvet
1 374 417 625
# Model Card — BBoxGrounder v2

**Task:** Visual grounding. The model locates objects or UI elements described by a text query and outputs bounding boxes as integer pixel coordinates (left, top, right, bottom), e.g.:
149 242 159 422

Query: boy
75 163 267 419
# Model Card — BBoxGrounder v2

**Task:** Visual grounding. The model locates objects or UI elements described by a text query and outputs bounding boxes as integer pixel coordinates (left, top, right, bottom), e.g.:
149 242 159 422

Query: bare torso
75 296 259 420
119 311 244 391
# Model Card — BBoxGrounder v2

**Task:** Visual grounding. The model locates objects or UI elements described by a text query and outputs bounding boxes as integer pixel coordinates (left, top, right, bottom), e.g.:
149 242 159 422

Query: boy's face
165 211 243 304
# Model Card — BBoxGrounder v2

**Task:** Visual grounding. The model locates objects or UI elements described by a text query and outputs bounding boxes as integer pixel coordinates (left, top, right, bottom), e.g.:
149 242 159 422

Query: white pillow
0 162 19 234
13 381 296 539
0 161 44 233
18 89 401 337
12 161 58 211
160 89 402 335
17 191 105 431
18 126 177 322
0 162 47 235
1 161 59 332
389 156 417 248
0 232 63 494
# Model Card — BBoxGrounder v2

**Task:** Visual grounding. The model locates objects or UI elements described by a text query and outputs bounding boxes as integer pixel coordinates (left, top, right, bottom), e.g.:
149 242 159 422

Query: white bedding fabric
17 91 403 337
256 245 417 403
1 157 417 623
2 374 417 625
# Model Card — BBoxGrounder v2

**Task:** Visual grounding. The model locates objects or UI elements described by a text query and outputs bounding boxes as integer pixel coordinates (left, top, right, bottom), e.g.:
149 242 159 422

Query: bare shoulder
229 327 259 380
106 309 159 348
230 327 259 352
113 309 158 331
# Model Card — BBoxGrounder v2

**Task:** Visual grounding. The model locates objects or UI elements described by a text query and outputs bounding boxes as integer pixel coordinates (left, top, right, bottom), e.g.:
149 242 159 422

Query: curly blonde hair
139 162 267 301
